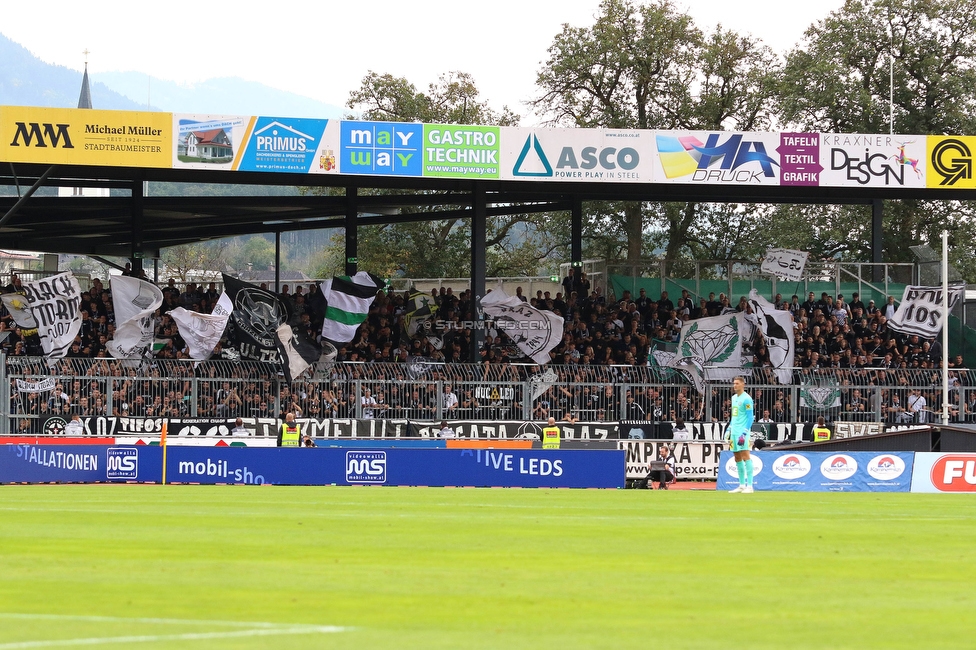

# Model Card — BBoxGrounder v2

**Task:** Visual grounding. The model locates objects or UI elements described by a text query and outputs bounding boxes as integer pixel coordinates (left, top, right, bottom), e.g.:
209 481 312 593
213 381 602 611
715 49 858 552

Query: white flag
480 288 564 365
761 248 809 282
676 313 744 372
107 276 163 359
748 289 795 384
20 272 83 359
888 284 964 338
169 291 232 360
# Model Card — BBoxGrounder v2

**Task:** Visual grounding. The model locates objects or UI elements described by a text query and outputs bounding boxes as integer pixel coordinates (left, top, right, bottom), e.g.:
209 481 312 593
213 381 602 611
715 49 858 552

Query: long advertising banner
3 106 976 189
0 444 624 488
26 415 804 443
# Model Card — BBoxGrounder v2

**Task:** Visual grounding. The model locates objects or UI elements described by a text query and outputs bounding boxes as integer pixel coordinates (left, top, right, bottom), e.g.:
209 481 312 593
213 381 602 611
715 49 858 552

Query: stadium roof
2 161 972 259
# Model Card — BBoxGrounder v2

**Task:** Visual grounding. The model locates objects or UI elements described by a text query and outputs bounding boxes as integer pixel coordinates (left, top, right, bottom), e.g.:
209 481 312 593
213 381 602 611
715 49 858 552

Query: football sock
745 458 754 487
736 460 745 486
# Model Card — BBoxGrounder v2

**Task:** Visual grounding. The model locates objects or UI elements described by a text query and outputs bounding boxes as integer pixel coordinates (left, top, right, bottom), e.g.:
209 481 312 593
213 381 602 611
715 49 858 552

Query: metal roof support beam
0 165 56 229
130 179 145 275
346 186 358 276
470 183 486 363
275 231 281 292
571 196 583 268
872 199 884 282
91 256 128 273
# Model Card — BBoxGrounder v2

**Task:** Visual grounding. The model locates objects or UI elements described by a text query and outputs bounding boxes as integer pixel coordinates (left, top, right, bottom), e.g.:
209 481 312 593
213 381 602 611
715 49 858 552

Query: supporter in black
625 391 646 421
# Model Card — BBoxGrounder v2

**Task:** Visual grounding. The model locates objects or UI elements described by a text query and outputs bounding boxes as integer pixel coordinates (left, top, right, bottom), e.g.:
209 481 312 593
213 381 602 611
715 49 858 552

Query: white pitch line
0 625 347 649
0 613 299 628
0 614 348 648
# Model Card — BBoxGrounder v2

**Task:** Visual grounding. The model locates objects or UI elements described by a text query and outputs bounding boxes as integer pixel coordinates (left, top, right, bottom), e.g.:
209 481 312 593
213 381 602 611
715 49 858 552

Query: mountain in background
0 33 346 118
0 34 145 110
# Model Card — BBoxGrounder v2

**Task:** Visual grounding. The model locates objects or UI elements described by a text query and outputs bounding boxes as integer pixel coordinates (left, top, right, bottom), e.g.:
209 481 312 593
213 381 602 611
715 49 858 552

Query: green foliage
532 0 780 263
307 71 561 279
348 71 520 126
777 0 976 272
235 236 276 271
780 0 976 134
160 241 229 282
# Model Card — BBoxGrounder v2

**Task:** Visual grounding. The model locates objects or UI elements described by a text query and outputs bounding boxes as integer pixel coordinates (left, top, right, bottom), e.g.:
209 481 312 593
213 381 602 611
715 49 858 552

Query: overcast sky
2 0 845 123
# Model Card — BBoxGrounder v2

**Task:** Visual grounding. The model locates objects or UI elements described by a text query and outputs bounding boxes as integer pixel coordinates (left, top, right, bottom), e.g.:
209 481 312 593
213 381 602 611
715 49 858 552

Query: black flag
221 274 287 363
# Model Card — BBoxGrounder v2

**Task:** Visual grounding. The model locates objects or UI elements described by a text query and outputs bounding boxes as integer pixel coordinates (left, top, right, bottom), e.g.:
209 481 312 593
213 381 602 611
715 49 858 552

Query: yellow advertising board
926 135 976 188
0 106 172 168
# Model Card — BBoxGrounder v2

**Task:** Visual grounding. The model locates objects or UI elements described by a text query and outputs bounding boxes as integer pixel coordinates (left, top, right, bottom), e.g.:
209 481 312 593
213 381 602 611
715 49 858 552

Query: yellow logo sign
0 106 172 168
927 136 976 188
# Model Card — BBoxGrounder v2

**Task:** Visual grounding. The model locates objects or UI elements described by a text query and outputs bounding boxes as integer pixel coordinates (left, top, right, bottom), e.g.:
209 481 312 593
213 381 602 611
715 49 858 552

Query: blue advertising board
166 447 624 488
717 450 914 492
1 444 163 483
340 121 423 176
0 445 624 489
237 116 330 173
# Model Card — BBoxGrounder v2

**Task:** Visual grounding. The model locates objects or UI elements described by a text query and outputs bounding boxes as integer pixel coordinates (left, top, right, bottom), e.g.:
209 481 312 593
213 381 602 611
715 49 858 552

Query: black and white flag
888 284 964 338
761 248 809 282
480 288 563 364
748 289 795 384
20 272 83 359
276 299 322 384
221 274 287 363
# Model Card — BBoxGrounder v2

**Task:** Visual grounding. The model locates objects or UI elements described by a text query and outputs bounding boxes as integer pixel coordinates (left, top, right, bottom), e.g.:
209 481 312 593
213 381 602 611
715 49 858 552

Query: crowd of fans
0 269 956 370
2 269 972 428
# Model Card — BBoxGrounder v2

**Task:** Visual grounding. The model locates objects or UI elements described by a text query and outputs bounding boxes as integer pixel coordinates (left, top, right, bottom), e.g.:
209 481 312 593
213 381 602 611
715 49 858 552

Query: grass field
1 486 975 649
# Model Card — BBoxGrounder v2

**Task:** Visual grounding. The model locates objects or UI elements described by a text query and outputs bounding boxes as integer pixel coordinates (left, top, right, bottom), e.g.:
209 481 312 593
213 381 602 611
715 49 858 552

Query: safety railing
3 356 971 435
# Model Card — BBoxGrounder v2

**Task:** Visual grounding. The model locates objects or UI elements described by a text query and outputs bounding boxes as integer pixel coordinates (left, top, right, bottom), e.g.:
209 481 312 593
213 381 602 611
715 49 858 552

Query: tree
778 0 976 275
308 71 566 280
348 71 520 126
161 241 229 283
532 0 780 266
780 0 976 135
233 236 276 272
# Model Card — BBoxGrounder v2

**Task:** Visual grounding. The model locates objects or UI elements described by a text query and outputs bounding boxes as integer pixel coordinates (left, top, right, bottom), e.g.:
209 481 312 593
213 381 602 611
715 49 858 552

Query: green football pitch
1 486 974 649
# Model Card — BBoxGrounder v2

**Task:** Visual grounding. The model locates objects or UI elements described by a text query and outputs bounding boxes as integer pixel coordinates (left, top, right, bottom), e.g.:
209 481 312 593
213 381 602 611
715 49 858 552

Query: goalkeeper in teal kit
726 376 755 493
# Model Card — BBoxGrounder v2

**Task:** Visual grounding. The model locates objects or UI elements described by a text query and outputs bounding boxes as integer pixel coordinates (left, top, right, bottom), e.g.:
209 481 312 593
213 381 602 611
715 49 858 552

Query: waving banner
169 292 232 360
222 274 286 363
748 289 795 384
20 272 82 359
480 287 564 365
761 248 809 281
320 272 383 343
107 276 163 359
676 313 745 380
0 292 38 332
888 284 964 338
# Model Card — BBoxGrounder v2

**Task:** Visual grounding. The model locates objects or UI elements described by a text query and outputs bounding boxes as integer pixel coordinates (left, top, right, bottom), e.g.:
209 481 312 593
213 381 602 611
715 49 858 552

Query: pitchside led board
5 104 976 189
0 444 625 488
717 450 915 492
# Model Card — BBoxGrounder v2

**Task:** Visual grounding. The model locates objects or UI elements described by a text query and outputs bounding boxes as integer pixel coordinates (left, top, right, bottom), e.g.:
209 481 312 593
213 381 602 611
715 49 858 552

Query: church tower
59 53 109 198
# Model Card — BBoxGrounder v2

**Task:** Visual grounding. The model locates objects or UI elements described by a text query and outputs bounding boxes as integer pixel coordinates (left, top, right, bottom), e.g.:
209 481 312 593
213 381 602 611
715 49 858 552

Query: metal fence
3 355 972 435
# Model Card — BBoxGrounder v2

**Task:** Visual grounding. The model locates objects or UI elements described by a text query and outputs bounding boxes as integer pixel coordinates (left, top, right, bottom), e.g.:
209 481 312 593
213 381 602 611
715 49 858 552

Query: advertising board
911 453 976 493
166 447 624 488
500 127 654 183
0 106 171 168
619 440 724 479
717 451 914 492
0 445 623 488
